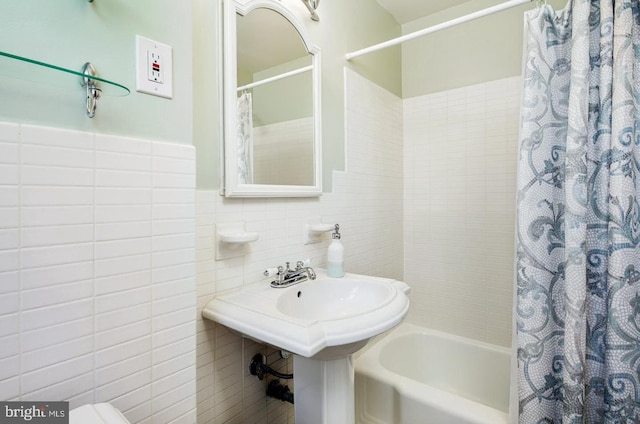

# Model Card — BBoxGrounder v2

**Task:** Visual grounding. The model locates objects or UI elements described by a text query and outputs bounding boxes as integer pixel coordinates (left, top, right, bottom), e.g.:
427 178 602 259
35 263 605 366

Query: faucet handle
264 267 279 277
296 258 312 268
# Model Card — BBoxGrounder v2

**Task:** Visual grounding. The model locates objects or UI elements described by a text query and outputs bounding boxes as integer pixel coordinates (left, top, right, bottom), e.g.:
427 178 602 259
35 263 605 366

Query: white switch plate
135 35 173 99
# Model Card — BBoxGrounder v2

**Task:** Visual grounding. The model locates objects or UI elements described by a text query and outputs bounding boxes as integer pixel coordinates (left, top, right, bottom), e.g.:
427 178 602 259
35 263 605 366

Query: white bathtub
355 323 511 424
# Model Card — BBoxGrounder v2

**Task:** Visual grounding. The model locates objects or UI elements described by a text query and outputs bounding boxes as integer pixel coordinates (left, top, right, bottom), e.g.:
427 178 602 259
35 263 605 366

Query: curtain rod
237 64 313 92
345 0 534 61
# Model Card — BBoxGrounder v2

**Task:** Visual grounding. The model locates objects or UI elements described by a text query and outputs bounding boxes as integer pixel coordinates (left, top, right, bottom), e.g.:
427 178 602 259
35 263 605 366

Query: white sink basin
202 270 410 359
276 277 393 321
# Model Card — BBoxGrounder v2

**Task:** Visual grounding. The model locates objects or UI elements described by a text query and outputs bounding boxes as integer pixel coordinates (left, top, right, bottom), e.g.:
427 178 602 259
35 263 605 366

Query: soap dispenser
327 224 345 278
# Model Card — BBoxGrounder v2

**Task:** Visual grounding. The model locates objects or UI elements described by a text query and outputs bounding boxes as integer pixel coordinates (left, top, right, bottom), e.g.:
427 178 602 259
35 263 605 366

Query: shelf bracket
80 62 102 118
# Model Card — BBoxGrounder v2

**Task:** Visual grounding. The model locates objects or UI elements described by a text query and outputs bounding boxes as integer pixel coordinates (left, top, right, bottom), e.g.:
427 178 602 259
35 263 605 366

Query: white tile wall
403 76 521 347
0 122 196 424
253 117 314 186
0 73 519 424
0 122 20 402
195 68 404 423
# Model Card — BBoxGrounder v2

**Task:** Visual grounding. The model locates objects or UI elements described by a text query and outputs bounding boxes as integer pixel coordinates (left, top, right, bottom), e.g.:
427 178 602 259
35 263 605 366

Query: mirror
223 0 322 197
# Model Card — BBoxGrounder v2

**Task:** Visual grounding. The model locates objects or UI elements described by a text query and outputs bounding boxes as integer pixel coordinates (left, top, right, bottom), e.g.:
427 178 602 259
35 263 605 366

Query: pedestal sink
202 270 410 424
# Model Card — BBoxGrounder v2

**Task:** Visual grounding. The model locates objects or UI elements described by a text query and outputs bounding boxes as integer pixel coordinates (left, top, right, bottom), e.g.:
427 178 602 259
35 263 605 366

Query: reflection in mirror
236 8 313 186
223 0 322 197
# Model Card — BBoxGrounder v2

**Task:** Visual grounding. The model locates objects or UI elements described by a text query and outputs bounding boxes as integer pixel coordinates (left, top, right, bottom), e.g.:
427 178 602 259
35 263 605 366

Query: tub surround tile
403 76 520 348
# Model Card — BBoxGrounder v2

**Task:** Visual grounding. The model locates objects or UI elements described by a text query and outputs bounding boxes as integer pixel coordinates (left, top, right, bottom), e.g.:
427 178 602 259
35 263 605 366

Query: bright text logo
0 402 68 424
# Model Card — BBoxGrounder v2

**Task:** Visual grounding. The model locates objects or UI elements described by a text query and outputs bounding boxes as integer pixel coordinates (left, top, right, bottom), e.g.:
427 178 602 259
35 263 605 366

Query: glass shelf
0 50 130 97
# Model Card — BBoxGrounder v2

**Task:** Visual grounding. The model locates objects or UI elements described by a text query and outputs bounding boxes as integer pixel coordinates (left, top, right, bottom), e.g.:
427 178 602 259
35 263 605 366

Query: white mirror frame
223 0 322 197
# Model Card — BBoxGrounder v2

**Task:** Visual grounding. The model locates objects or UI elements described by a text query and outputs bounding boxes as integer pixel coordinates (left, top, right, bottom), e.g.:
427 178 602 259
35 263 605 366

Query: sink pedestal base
293 355 355 424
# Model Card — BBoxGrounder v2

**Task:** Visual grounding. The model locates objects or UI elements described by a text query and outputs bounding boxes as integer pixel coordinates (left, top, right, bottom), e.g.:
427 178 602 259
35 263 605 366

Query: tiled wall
195 68 404 424
403 77 522 347
253 117 314 186
0 72 520 423
0 122 197 424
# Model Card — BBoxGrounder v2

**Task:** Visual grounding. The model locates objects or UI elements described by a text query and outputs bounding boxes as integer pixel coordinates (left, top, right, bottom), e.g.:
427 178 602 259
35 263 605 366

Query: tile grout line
91 130 97 405
17 123 23 400
150 140 156 421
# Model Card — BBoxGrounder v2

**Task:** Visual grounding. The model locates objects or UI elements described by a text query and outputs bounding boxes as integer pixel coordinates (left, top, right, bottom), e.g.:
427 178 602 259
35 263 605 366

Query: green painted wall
0 1 401 191
193 0 402 190
402 0 566 97
0 0 576 191
314 0 401 191
193 0 221 192
0 1 193 143
251 57 313 127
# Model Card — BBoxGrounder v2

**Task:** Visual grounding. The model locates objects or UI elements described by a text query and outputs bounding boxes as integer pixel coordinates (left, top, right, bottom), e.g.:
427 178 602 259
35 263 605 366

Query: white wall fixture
300 0 320 21
215 222 259 260
202 270 410 424
222 0 322 197
303 216 334 244
135 35 173 99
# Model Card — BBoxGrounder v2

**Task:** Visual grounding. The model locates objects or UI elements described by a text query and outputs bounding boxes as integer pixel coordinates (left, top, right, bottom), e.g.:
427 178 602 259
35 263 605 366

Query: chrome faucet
265 259 316 288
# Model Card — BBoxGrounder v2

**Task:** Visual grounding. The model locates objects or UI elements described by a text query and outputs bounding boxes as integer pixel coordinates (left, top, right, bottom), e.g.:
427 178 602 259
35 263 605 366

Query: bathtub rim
367 322 511 355
355 322 511 424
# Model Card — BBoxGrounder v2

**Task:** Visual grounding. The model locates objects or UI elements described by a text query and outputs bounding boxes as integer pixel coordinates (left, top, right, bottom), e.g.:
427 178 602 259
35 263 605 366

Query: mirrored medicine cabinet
222 0 322 197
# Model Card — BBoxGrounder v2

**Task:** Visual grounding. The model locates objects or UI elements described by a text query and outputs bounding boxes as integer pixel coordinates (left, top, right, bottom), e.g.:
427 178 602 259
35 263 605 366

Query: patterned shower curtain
516 1 640 423
237 91 254 184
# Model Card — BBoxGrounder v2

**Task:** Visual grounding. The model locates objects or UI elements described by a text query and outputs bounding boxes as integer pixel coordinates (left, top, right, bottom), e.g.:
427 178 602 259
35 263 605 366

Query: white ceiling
375 0 471 24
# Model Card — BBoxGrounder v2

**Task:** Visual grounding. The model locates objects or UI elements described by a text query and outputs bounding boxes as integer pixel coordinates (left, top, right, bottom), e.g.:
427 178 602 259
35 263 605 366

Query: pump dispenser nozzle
327 224 344 278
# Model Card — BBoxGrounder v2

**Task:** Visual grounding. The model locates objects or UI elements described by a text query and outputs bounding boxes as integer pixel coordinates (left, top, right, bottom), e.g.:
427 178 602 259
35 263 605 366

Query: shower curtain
515 1 640 423
237 91 254 184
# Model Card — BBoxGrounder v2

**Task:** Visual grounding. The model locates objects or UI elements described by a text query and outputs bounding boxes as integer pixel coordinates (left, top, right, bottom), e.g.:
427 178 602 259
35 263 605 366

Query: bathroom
3 0 639 423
